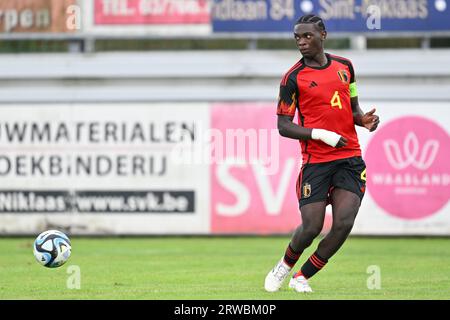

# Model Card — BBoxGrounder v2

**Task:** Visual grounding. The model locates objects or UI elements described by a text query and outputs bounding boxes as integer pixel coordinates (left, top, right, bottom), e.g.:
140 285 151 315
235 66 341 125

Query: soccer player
264 14 380 293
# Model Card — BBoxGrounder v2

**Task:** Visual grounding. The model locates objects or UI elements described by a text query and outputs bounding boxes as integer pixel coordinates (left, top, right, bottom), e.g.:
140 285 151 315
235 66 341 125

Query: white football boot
264 258 292 292
289 275 313 293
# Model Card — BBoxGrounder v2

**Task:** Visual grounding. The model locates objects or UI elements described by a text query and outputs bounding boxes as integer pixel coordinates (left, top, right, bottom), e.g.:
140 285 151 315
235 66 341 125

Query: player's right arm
276 77 347 148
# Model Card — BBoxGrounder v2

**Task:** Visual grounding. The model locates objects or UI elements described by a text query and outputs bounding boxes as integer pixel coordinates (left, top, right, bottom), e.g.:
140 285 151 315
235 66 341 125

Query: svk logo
365 116 449 220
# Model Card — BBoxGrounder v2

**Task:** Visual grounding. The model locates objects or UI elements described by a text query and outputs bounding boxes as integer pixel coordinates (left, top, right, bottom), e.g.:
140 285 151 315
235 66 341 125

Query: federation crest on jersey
337 70 349 83
303 183 311 198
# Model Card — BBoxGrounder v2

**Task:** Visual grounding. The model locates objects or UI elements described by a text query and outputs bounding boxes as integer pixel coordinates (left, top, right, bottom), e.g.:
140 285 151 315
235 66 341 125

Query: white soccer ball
33 230 72 268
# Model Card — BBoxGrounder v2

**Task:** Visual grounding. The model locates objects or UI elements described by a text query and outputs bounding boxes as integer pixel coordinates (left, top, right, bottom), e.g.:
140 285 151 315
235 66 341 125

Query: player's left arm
348 62 380 132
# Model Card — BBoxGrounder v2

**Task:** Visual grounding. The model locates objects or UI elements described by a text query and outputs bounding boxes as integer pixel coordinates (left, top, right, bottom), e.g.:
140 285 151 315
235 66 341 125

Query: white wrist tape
311 129 341 147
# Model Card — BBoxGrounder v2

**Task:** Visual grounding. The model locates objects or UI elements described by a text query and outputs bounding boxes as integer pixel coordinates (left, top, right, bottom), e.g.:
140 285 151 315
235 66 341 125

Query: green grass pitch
0 236 449 299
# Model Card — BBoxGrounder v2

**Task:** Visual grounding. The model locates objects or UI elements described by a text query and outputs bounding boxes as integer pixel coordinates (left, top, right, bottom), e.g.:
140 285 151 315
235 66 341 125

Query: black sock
283 243 302 268
299 251 328 279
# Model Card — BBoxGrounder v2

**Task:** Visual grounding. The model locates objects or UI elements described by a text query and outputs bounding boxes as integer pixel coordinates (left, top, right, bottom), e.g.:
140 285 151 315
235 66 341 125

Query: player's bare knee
332 219 354 234
302 224 322 240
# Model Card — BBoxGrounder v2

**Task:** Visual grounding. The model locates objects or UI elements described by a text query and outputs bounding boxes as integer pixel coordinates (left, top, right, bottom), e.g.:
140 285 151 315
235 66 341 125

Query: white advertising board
0 104 210 235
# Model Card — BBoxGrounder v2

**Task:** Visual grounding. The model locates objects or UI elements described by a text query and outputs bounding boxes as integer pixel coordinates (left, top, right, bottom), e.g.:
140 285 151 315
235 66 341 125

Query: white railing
0 49 449 103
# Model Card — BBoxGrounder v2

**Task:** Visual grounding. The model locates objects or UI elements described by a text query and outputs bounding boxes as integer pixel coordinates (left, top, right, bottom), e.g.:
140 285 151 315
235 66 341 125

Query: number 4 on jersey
330 91 343 109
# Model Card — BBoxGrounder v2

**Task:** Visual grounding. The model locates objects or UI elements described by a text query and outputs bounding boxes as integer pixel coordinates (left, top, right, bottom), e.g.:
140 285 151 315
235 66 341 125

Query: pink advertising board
210 103 333 234
365 116 449 220
210 103 450 235
94 0 210 25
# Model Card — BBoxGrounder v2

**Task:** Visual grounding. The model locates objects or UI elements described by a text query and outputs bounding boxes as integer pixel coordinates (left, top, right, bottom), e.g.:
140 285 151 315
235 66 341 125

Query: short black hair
295 14 326 32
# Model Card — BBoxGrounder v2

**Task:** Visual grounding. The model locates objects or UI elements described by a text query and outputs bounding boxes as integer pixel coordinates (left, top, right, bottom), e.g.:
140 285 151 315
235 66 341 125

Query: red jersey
277 53 361 164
